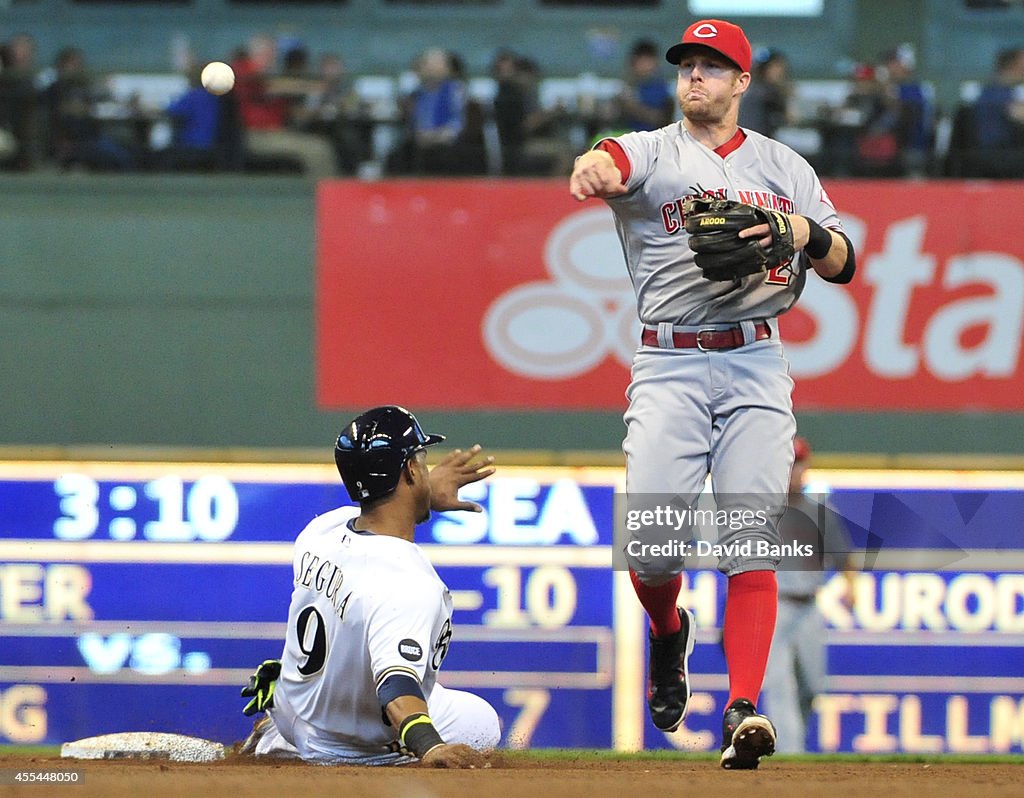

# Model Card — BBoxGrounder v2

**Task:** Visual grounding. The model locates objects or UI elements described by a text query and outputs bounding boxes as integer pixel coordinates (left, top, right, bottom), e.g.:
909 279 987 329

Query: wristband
399 712 445 758
804 218 833 260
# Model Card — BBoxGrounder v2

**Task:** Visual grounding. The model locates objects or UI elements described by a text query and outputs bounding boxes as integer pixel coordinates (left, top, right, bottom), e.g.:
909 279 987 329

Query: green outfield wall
0 174 1019 460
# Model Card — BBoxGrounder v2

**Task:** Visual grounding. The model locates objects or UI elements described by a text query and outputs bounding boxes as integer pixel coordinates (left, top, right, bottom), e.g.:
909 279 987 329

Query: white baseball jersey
603 123 844 324
271 507 453 757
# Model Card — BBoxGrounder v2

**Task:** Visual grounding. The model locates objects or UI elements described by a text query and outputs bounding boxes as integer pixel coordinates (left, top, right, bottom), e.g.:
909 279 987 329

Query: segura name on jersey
296 550 349 618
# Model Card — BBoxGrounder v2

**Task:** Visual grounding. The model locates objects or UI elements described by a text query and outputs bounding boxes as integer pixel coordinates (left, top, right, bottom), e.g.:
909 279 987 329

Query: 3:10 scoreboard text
53 474 240 542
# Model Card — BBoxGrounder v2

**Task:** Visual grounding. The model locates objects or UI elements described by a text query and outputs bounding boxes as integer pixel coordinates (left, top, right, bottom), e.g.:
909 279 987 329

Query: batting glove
240 659 281 716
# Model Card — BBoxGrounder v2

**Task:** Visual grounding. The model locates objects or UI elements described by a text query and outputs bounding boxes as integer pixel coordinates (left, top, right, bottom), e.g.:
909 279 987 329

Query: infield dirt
1 752 1022 798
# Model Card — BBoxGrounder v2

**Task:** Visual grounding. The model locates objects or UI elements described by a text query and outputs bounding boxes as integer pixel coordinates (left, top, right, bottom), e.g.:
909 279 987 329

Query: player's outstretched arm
385 695 490 769
569 149 628 201
429 445 496 513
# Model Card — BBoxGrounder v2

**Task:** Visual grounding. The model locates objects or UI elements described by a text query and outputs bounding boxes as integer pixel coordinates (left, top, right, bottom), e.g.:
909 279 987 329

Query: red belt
641 321 772 351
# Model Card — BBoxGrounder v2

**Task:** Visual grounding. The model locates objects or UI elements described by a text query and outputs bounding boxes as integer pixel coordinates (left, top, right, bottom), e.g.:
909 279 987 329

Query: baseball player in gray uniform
761 436 855 753
238 406 501 767
569 18 855 769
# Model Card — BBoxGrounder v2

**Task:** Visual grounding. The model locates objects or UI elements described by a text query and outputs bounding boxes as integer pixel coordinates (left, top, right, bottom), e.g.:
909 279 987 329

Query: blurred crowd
2 30 1024 179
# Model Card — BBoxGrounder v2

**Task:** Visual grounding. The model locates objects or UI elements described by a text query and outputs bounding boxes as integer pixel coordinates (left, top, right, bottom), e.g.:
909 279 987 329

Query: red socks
723 569 778 707
629 570 682 637
630 568 778 706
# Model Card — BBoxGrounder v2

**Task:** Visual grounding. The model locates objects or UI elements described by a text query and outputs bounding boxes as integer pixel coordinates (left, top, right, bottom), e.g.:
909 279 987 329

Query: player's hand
569 150 628 201
736 221 772 249
420 743 491 769
738 214 810 251
240 659 281 716
429 445 495 513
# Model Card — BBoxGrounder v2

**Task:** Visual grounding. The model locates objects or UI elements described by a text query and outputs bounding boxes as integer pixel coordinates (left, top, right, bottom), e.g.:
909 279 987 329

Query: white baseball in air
201 61 235 95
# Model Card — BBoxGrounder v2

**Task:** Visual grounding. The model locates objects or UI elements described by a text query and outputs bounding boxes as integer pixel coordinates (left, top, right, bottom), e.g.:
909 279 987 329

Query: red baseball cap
666 19 752 73
793 436 812 463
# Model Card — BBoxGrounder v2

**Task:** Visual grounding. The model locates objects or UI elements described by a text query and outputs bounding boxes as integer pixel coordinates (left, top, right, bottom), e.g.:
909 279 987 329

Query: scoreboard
0 463 631 751
1 461 1023 754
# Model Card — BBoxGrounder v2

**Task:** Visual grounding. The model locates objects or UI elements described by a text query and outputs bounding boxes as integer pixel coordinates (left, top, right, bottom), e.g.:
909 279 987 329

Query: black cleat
646 607 696 732
720 698 776 769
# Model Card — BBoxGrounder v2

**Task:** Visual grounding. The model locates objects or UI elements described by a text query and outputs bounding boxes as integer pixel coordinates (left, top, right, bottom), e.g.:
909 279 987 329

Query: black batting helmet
334 405 445 503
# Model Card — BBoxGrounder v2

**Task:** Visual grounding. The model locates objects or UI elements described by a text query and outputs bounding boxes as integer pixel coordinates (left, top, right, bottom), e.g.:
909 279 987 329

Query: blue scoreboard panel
1 462 1022 753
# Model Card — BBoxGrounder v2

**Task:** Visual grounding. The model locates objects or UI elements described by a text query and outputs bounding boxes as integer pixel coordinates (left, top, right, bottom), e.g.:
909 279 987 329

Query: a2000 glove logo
483 208 638 379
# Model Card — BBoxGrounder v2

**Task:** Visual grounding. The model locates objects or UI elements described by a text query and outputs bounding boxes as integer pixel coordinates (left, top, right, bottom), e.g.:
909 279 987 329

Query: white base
61 732 225 762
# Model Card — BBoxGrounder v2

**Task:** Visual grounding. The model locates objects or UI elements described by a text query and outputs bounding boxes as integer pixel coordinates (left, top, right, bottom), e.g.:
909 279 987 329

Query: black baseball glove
682 198 796 282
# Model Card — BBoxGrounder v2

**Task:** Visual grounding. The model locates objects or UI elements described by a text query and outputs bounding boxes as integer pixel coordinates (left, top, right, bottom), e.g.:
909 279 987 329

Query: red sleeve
595 139 631 183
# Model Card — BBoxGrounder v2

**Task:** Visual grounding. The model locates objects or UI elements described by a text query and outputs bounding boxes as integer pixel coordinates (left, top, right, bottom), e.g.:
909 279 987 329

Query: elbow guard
377 672 424 709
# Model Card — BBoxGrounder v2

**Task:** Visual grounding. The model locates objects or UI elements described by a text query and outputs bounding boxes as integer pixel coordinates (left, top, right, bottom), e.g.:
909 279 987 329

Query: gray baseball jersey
603 123 844 325
609 123 843 577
